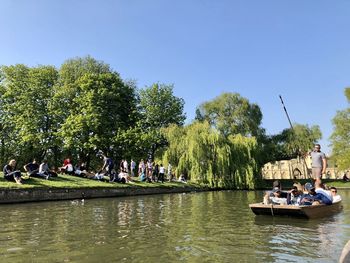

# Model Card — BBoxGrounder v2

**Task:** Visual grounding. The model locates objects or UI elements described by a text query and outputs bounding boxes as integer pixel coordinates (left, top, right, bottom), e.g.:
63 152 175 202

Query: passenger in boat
315 182 333 202
268 188 288 205
287 186 302 205
300 182 332 205
310 144 327 184
329 187 342 202
269 180 288 198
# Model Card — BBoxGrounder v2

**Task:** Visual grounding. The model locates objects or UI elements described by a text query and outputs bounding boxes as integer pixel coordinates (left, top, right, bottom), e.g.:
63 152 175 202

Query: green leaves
330 89 350 169
195 92 263 137
162 122 259 189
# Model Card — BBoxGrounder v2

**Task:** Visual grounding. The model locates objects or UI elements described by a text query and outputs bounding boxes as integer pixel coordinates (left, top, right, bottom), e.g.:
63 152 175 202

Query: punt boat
249 201 342 219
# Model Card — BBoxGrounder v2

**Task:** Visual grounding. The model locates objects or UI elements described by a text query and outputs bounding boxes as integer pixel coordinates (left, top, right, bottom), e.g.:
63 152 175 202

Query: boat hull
249 201 342 219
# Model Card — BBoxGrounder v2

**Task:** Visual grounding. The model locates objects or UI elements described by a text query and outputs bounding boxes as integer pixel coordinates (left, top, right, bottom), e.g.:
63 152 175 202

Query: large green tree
52 57 138 166
138 83 186 159
162 121 258 189
0 64 58 164
330 88 350 169
195 92 263 137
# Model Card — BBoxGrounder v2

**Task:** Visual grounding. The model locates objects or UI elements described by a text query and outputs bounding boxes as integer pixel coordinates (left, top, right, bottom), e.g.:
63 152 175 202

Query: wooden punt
249 201 342 219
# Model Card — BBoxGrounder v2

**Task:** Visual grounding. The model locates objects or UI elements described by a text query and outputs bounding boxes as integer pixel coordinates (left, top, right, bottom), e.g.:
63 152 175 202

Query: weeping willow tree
162 121 259 189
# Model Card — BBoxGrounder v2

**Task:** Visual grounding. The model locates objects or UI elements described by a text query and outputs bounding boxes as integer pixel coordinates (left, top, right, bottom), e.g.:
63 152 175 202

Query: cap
272 187 281 193
305 182 315 191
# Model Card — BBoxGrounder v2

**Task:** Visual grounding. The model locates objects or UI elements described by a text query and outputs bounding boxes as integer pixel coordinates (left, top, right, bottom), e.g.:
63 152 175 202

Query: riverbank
0 174 210 204
1 174 350 204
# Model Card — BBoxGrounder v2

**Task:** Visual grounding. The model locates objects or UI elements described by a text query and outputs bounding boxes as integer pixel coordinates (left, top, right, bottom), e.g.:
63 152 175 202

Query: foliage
258 123 322 165
195 92 263 137
138 83 186 159
330 88 350 169
162 122 259 189
0 64 59 165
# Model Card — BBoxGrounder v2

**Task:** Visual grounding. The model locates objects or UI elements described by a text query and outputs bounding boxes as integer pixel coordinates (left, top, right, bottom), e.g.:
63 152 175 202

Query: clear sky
1 0 350 154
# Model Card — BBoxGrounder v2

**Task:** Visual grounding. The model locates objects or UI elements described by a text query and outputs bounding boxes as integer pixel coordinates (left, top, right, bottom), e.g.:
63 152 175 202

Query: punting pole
278 95 312 179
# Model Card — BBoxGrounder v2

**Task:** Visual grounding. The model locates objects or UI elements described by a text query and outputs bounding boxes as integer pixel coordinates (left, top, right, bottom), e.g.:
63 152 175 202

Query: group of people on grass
3 159 58 184
2 151 185 185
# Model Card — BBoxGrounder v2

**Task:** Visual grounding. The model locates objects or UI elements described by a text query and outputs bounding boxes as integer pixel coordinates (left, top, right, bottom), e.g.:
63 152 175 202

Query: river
0 190 349 262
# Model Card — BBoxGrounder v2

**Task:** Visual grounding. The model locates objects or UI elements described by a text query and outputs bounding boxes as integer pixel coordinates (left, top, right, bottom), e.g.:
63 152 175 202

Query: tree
0 64 58 164
259 124 322 164
56 72 138 166
195 92 263 137
330 88 350 169
138 83 186 159
51 56 138 167
161 121 258 189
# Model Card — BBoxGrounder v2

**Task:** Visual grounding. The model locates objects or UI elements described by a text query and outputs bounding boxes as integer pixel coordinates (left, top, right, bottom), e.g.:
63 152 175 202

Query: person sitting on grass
39 159 57 178
24 158 49 180
59 158 74 175
178 174 187 183
73 162 96 179
3 159 23 184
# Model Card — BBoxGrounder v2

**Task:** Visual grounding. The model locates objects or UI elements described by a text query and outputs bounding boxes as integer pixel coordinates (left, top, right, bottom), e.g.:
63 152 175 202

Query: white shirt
316 188 333 202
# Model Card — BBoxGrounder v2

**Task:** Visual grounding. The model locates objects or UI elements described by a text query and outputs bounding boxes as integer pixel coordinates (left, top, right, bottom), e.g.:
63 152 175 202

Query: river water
0 190 349 263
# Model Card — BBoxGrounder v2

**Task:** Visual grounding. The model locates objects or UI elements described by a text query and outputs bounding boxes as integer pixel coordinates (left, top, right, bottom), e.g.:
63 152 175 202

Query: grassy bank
1 173 350 190
0 173 202 190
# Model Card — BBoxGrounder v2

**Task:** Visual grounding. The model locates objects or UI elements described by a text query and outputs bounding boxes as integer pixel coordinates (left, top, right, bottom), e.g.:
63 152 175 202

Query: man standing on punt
310 143 327 184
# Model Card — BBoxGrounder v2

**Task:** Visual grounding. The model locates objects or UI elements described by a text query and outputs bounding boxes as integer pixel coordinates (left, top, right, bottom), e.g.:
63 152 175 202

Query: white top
316 188 333 201
159 166 165 173
332 195 342 203
39 163 49 173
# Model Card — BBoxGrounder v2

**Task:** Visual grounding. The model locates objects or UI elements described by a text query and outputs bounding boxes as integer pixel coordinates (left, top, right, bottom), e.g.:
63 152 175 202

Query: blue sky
1 0 350 154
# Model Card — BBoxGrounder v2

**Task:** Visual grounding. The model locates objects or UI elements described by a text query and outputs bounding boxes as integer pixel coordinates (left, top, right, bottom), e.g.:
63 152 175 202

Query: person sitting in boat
287 186 302 205
267 188 288 205
300 182 332 205
315 182 333 202
269 180 288 198
329 187 342 203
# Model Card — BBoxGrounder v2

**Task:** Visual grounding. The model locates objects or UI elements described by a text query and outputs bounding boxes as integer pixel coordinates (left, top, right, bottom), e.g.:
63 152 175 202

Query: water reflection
0 190 349 262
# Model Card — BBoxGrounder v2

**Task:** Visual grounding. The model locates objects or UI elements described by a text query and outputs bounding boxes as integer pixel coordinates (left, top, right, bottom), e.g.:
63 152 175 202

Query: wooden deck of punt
249 201 342 219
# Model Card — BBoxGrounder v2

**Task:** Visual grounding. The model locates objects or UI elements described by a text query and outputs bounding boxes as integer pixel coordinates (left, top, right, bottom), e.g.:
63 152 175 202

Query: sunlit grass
0 173 202 190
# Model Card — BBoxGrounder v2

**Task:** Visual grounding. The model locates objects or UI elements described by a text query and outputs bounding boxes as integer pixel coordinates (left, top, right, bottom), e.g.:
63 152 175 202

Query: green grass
0 173 202 190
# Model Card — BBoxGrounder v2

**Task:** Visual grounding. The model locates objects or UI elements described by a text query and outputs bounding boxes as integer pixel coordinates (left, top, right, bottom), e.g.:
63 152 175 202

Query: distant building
261 155 345 180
